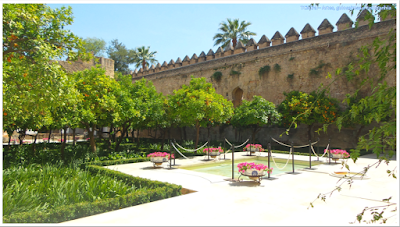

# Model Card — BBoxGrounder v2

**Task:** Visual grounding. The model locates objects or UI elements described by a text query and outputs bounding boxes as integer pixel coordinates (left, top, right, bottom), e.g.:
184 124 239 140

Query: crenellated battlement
131 11 393 79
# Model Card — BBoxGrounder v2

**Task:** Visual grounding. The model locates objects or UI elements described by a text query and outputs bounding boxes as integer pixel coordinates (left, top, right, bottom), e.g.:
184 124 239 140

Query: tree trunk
307 124 313 141
72 128 76 146
137 129 141 147
142 60 146 70
61 126 67 161
183 127 187 141
115 126 127 152
86 125 96 153
48 129 52 143
160 128 166 151
18 129 26 145
232 38 237 48
32 133 38 155
98 126 103 140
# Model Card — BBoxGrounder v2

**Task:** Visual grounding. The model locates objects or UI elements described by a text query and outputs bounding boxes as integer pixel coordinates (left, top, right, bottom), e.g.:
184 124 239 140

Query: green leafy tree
74 66 120 153
3 4 89 145
278 90 340 141
231 96 281 144
168 76 234 148
106 39 136 75
133 46 158 69
213 18 256 48
82 37 106 57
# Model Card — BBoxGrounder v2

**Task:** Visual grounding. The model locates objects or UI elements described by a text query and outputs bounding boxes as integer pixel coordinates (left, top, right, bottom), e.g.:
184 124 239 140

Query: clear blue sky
47 1 376 72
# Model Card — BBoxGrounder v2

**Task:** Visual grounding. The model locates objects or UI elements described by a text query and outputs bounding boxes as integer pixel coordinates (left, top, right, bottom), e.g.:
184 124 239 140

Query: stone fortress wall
130 11 396 149
59 56 115 78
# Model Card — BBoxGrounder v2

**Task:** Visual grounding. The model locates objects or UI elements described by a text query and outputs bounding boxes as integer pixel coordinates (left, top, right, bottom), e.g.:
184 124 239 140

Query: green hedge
82 156 150 168
4 158 182 223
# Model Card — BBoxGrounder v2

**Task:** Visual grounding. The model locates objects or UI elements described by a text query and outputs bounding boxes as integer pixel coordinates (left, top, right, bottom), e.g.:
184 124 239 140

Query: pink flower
243 144 264 152
328 149 350 158
147 152 174 159
202 147 224 153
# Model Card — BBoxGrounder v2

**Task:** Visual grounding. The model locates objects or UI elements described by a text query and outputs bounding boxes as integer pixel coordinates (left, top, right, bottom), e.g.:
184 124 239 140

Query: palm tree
213 18 256 48
134 46 158 69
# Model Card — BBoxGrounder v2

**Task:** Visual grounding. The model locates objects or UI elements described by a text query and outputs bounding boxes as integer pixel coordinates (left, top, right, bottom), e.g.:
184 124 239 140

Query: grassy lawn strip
3 159 182 223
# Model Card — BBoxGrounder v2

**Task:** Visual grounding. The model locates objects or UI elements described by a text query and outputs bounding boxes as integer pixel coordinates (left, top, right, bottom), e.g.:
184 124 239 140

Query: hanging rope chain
224 138 249 149
270 147 293 170
170 142 190 159
310 143 330 158
271 137 318 148
173 140 208 152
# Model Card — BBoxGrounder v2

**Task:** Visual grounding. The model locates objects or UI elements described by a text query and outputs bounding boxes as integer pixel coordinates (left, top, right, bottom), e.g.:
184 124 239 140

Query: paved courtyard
61 152 398 225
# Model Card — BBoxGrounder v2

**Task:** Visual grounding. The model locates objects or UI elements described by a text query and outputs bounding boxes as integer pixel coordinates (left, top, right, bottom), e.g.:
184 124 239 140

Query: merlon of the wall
285 27 300 42
258 35 271 49
233 41 246 54
300 23 316 39
206 49 215 61
182 55 190 66
336 13 353 31
246 38 258 51
215 47 224 59
224 43 234 57
357 9 375 27
271 31 285 46
318 18 334 35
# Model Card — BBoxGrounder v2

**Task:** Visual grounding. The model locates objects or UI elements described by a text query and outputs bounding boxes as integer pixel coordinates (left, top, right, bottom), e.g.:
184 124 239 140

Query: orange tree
230 95 281 143
278 90 340 141
74 66 120 153
168 76 233 149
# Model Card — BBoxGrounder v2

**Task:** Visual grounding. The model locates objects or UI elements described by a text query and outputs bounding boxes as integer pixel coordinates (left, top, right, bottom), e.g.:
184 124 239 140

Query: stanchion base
285 172 302 175
224 178 241 182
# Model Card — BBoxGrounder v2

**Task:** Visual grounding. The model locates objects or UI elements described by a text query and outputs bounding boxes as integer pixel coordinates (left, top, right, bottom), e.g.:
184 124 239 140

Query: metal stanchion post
317 137 320 161
309 140 312 169
231 145 235 180
207 138 210 160
224 138 226 160
169 141 172 169
328 139 331 164
268 142 271 179
291 141 295 173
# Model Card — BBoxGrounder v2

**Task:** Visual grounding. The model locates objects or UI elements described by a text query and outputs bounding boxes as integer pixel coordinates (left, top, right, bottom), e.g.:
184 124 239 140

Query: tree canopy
106 39 136 75
82 37 106 57
231 96 281 143
3 3 89 139
133 46 158 69
168 76 234 148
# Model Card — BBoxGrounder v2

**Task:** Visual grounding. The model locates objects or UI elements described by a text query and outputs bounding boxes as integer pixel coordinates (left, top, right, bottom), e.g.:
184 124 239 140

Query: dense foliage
231 95 281 143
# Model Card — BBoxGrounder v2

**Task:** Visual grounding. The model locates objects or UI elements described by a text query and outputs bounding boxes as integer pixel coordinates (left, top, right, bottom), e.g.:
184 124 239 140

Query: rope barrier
224 138 249 149
170 142 190 159
234 139 249 149
311 143 330 158
271 148 292 170
271 137 318 148
173 140 208 152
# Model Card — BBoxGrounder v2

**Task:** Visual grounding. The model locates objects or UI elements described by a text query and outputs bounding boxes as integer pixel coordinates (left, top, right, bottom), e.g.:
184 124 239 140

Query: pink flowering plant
237 162 273 174
202 147 224 154
147 152 175 159
243 144 264 152
325 149 350 158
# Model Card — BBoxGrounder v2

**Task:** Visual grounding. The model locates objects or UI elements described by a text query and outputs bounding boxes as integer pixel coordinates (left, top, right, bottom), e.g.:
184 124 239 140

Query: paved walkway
61 152 398 225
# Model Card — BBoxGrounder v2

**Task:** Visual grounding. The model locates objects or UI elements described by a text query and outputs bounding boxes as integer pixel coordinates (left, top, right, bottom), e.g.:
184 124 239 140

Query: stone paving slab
61 152 398 225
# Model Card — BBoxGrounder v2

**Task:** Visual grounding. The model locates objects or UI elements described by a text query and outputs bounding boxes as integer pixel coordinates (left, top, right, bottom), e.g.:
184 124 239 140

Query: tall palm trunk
232 38 237 48
142 60 146 69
